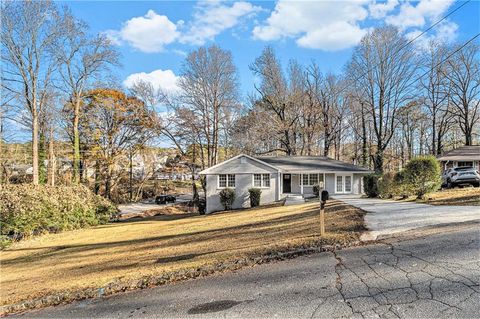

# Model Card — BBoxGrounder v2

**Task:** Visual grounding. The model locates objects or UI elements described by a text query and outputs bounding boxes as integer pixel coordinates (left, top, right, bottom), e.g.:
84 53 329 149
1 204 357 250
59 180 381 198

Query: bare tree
445 42 480 146
319 73 347 158
1 0 61 184
179 45 239 166
397 101 422 160
250 47 299 155
347 95 372 167
347 27 417 173
302 63 323 155
420 41 455 155
56 11 119 183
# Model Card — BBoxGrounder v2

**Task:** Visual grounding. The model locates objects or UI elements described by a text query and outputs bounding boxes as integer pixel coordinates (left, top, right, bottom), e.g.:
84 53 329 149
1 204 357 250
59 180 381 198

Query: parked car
155 195 176 205
449 168 480 188
442 166 474 187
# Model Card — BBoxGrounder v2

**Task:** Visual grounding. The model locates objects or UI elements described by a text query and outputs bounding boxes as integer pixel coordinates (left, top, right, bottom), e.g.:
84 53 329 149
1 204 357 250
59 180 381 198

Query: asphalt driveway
334 195 480 240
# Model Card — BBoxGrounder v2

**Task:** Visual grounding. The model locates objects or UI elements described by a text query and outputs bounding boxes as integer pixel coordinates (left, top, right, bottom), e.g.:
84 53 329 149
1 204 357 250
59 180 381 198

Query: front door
283 174 291 193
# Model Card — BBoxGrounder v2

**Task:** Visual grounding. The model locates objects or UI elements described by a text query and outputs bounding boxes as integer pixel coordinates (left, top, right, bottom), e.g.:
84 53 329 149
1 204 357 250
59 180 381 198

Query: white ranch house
199 154 372 214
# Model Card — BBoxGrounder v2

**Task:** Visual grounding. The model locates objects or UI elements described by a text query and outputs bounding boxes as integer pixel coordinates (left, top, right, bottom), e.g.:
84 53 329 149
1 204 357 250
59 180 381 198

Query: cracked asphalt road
18 223 480 319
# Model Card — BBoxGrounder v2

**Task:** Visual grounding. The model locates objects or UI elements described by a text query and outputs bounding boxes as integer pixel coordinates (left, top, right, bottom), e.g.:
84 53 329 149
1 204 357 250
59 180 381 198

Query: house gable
199 154 280 175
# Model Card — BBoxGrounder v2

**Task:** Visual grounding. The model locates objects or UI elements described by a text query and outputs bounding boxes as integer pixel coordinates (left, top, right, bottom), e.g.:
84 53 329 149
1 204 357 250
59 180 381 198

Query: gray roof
254 156 372 173
437 146 480 161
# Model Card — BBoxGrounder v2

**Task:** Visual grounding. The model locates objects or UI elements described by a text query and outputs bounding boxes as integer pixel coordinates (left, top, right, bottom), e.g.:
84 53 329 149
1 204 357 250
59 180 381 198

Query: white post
300 174 304 195
277 172 281 200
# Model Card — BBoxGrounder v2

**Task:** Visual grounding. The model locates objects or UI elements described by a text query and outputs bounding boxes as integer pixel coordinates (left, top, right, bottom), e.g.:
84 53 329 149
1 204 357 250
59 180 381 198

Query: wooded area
1 1 479 199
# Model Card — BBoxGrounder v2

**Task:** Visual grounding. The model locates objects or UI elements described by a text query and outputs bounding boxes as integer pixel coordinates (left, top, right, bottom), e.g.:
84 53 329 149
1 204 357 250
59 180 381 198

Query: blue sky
63 0 479 101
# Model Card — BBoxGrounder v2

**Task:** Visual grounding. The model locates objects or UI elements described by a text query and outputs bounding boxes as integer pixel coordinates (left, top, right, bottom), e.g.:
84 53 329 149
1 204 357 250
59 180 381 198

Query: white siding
204 156 279 214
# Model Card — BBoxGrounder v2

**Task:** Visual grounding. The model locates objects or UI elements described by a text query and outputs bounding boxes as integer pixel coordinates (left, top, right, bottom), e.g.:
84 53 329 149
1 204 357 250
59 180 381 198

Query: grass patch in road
0 200 365 309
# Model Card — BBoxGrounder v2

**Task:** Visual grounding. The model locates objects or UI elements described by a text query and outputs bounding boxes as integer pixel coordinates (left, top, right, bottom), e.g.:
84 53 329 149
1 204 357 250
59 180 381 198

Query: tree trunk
105 163 112 199
323 133 330 157
39 131 47 184
361 114 368 166
431 110 437 155
32 110 39 185
465 127 472 146
129 150 133 202
374 149 384 174
94 160 100 195
73 97 81 184
48 127 55 186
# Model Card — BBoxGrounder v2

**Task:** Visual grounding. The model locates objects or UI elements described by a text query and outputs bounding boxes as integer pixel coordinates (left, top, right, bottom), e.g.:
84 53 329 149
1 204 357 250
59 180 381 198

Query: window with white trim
218 174 235 188
302 173 323 186
336 176 343 192
263 174 270 187
302 174 309 186
253 173 270 188
345 176 352 192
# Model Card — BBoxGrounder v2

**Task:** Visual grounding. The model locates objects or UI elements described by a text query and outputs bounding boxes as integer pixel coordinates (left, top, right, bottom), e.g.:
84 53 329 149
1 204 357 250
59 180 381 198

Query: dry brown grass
0 200 365 306
421 187 480 206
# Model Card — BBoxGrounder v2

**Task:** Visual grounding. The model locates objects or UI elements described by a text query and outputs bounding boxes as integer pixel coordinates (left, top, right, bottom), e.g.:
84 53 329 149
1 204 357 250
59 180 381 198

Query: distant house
437 145 480 171
199 154 372 214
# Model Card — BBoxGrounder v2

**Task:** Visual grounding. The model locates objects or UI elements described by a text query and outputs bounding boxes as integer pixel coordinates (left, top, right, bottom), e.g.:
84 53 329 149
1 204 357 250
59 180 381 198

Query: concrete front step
284 195 306 206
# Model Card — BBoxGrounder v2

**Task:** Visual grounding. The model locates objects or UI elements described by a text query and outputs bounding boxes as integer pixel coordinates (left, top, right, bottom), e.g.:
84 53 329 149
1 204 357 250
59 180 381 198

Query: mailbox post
319 190 329 236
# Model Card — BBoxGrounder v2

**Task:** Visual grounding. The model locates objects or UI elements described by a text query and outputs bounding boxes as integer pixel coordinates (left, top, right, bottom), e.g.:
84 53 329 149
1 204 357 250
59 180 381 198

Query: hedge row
0 185 117 241
364 156 442 199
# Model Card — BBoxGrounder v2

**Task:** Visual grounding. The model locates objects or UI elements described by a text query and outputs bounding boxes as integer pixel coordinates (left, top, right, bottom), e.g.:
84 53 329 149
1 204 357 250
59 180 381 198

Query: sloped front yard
422 187 480 206
0 200 365 313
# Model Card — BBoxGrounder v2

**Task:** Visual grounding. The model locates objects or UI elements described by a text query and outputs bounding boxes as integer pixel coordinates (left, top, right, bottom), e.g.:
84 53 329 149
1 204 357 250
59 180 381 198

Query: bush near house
392 169 410 198
0 185 117 243
219 188 236 210
378 172 396 198
313 184 321 198
248 188 262 207
403 156 441 198
364 174 380 197
377 156 441 199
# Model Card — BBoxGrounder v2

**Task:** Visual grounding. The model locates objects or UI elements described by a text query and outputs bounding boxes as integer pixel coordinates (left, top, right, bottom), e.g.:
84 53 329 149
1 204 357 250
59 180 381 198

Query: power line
348 0 472 87
412 32 480 84
402 0 471 51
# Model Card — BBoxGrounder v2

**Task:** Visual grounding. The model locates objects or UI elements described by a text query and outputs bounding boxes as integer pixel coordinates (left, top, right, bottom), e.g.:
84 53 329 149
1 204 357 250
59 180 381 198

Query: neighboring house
199 154 372 214
437 145 480 172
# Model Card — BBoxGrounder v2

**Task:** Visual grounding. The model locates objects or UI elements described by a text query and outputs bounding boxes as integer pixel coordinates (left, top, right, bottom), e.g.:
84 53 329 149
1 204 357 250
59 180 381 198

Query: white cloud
105 10 180 53
386 0 456 30
123 69 181 94
369 0 398 19
405 20 458 49
252 0 370 51
172 49 188 57
180 1 262 45
296 22 368 51
384 0 458 46
104 1 260 52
